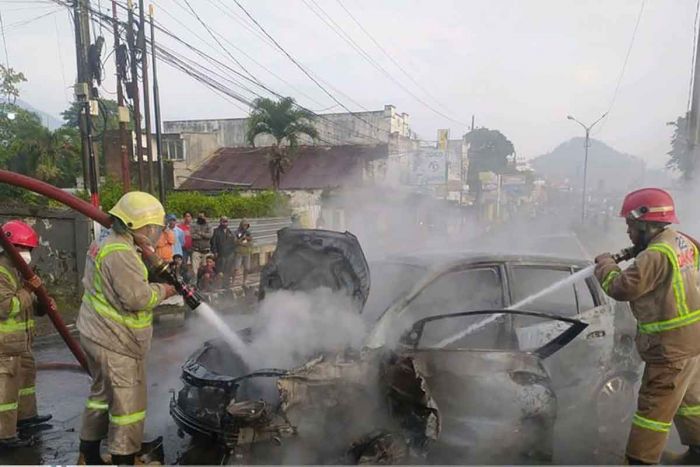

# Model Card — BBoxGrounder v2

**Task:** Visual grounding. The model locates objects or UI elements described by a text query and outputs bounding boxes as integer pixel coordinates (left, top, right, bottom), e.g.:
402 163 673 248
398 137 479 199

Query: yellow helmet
109 191 165 230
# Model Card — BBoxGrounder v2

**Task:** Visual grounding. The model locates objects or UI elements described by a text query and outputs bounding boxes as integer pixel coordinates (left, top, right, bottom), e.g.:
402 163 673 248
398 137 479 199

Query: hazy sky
4 0 697 167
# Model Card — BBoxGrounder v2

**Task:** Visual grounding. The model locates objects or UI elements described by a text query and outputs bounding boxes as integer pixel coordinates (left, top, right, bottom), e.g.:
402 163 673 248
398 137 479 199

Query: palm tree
246 97 318 190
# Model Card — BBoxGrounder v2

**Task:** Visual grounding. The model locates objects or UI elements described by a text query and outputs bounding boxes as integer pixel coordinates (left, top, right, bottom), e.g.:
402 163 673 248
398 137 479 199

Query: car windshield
362 262 426 325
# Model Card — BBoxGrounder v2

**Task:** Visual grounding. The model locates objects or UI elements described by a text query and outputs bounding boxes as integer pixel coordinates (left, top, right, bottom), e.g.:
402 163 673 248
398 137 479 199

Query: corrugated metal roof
179 144 388 191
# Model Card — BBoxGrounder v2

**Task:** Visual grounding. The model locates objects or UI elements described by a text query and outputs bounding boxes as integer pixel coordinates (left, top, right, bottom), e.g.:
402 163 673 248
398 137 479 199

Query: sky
3 0 698 168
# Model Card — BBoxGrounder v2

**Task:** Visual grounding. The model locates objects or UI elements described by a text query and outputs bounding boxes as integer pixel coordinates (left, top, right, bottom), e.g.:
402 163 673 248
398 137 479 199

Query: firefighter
594 188 700 465
77 192 176 465
0 220 52 449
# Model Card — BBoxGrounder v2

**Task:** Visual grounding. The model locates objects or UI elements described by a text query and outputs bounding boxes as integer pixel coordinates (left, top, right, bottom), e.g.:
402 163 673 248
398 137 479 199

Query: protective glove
594 253 615 265
23 275 43 293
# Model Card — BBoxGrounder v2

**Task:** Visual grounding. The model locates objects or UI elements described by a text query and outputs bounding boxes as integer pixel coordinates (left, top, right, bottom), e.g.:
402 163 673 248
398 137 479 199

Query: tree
0 105 81 189
667 112 693 181
246 96 318 190
0 65 26 104
464 128 516 196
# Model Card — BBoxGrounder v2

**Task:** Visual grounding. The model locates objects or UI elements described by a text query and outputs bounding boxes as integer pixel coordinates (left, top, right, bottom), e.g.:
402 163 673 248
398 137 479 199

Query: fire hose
0 170 204 371
610 231 700 264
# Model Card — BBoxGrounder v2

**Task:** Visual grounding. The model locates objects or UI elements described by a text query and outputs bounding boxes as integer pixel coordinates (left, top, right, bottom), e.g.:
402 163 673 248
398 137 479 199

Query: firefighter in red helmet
595 188 700 464
0 220 52 449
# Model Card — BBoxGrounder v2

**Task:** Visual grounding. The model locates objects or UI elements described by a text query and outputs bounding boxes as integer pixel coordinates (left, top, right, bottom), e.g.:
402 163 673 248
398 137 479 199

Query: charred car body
171 229 639 464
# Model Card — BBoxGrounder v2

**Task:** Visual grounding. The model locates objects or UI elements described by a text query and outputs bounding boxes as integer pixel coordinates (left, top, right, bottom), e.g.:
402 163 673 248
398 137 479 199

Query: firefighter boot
626 456 652 465
661 445 700 465
0 435 35 449
78 439 105 465
17 414 52 428
111 453 136 465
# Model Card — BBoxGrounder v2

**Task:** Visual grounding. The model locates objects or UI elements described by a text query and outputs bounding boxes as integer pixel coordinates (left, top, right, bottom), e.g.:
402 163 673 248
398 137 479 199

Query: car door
391 310 587 464
506 263 614 402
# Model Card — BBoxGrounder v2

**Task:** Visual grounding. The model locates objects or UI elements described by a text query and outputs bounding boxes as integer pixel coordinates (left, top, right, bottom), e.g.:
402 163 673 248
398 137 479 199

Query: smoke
244 288 368 370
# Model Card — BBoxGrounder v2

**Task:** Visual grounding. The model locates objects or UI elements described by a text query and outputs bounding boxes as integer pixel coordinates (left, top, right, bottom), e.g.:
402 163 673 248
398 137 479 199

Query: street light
567 112 608 223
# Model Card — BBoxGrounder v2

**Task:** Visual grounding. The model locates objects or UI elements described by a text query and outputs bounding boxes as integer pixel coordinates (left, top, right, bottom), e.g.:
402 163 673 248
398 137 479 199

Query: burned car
171 230 633 464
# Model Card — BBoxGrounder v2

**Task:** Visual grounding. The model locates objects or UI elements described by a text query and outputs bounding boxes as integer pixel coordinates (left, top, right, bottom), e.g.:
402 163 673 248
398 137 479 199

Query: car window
575 278 596 311
510 266 579 316
405 267 503 322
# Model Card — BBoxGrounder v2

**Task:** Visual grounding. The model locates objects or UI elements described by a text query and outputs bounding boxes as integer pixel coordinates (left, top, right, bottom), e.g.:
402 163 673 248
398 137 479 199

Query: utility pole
567 113 607 223
112 0 130 191
150 5 166 203
688 25 700 180
139 0 155 194
126 0 144 190
72 0 99 207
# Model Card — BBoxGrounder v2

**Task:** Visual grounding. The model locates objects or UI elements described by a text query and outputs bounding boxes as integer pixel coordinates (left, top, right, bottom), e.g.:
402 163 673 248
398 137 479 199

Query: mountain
3 98 63 130
530 137 647 192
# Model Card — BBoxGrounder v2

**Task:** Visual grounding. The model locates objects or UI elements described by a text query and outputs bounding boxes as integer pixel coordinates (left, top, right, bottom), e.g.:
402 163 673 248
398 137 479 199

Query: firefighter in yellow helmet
595 188 700 465
77 192 176 465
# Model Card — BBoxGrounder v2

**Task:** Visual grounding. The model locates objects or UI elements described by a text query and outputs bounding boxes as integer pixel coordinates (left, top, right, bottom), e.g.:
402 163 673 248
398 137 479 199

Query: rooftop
178 144 388 191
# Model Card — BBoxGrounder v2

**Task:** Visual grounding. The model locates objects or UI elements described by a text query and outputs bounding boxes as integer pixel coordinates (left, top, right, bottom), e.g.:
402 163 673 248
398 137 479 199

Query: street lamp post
567 113 607 223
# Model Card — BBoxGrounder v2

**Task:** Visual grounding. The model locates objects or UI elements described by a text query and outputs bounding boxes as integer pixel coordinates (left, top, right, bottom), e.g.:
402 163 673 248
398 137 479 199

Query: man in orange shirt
155 215 175 263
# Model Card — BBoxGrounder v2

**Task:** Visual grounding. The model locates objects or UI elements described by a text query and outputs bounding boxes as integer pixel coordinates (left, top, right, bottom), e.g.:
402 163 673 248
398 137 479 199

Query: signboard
410 149 447 185
437 129 449 151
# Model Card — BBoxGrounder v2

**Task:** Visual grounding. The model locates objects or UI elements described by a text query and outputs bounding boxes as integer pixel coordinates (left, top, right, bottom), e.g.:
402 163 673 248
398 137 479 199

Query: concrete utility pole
112 0 130 191
688 23 700 180
149 5 166 203
139 0 155 195
72 0 99 207
126 0 144 190
567 113 607 223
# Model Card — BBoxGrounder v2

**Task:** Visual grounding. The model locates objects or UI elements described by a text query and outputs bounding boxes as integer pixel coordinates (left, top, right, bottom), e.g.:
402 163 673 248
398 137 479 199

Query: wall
164 105 412 149
0 206 91 296
169 132 220 188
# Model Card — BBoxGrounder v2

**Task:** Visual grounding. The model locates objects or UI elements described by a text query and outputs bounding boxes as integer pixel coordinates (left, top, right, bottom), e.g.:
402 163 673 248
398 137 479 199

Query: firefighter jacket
0 254 35 356
77 231 169 359
595 228 700 363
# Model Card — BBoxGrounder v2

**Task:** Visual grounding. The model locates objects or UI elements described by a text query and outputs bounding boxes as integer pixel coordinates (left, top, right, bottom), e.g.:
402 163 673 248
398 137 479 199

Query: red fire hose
0 170 116 375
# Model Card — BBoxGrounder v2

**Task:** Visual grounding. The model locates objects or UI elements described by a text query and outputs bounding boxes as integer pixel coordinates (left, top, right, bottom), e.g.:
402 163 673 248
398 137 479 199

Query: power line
231 0 391 139
335 0 459 121
304 0 467 127
180 0 260 84
72 0 386 145
599 0 645 130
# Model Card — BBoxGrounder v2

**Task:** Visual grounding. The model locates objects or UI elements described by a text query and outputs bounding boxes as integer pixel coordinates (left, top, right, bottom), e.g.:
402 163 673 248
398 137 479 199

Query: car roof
372 250 592 269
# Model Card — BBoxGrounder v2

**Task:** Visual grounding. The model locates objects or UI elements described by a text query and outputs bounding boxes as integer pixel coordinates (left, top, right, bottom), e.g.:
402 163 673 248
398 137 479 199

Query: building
162 105 415 186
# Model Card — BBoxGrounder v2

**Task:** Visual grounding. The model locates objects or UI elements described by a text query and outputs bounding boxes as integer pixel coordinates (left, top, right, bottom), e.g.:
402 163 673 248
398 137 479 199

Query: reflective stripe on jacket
595 228 700 363
77 231 167 359
0 255 35 355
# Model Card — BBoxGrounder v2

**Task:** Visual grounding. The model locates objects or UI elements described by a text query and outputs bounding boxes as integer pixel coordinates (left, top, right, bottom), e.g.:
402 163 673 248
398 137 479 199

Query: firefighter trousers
627 355 700 464
79 337 147 456
0 351 37 439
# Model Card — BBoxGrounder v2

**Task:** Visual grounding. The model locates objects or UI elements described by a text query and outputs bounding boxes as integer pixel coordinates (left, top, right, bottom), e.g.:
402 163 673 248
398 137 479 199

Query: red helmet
619 188 678 224
2 220 39 248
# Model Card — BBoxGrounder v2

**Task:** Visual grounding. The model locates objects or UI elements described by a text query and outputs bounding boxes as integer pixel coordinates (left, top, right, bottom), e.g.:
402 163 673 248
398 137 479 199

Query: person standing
76 192 176 465
233 219 253 288
179 212 193 265
154 215 175 264
190 212 212 276
594 188 700 465
0 220 52 449
211 217 236 287
166 214 185 259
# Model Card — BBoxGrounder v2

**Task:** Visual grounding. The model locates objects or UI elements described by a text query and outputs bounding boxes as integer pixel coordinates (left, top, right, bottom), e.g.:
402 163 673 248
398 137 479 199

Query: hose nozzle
612 246 636 263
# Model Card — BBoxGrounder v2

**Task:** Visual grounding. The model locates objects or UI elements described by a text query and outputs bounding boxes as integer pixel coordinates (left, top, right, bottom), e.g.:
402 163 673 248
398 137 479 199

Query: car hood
259 228 371 310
